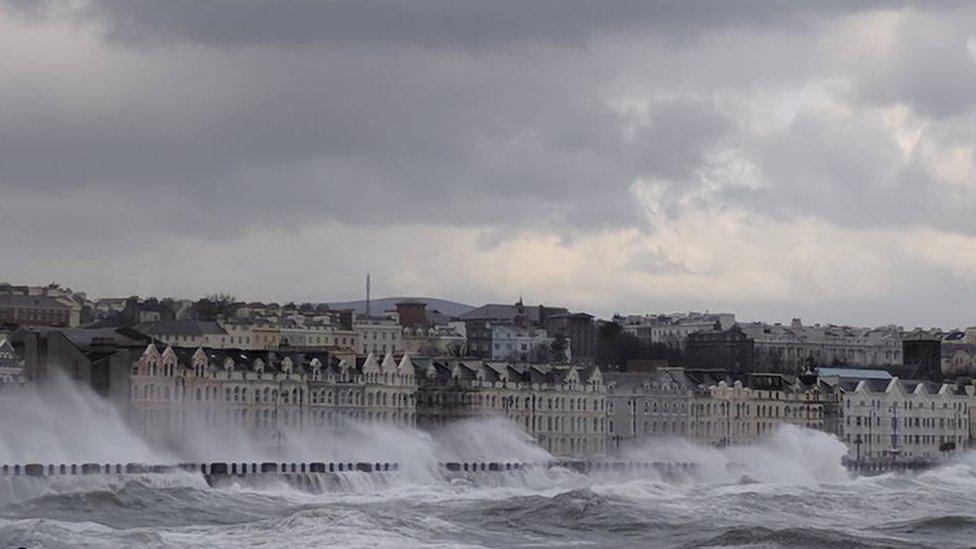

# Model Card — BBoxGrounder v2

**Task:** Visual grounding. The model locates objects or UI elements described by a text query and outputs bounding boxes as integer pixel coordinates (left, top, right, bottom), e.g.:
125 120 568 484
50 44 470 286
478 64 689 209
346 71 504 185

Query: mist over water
0 375 549 469
2 381 976 548
0 373 162 465
618 424 850 485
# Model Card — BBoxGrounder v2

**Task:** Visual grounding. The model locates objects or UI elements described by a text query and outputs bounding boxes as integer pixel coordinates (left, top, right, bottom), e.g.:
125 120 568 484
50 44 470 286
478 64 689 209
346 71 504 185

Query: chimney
395 301 427 328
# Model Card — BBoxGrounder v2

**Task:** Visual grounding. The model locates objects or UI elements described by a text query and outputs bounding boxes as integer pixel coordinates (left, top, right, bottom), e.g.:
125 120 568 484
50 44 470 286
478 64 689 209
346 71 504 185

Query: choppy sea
2 425 976 548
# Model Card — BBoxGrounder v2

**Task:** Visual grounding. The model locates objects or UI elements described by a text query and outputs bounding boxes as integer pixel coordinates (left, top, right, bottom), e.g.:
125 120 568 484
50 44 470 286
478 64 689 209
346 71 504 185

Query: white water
0 372 163 464
4 380 976 548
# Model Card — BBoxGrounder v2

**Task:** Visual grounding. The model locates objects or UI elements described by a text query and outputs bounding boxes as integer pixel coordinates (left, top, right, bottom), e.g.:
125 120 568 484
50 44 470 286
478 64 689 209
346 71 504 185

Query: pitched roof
190 347 334 374
361 352 381 374
819 367 892 380
381 352 398 373
459 304 569 323
0 293 69 309
48 327 151 349
136 320 227 337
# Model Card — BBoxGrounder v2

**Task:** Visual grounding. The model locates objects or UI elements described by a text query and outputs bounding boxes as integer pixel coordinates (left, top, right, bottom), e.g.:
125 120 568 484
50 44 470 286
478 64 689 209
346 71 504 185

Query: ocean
1 423 975 549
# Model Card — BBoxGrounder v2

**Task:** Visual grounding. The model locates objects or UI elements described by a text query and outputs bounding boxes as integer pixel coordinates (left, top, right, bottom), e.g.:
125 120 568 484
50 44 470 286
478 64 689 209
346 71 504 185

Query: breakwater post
0 460 700 485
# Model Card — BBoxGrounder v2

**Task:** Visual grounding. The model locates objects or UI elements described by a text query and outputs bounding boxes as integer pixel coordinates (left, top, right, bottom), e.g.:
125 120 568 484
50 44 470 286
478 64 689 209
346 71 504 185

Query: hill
327 297 474 318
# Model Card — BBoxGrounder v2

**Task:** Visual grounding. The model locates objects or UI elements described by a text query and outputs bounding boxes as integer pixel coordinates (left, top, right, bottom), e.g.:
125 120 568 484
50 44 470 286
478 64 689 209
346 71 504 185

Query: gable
0 341 18 368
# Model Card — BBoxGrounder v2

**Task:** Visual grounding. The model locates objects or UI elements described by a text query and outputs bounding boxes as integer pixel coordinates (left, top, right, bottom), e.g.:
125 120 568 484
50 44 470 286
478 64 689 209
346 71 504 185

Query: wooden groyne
0 460 699 487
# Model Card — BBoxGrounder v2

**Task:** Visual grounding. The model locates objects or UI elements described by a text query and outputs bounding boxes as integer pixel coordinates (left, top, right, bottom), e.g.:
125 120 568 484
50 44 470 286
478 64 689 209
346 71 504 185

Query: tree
595 322 643 369
550 334 569 361
190 293 238 321
594 321 685 370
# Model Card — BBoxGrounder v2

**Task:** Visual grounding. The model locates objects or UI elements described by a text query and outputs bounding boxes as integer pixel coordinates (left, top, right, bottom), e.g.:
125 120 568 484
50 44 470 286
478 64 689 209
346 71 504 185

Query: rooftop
136 320 228 337
818 367 893 380
460 303 569 323
0 293 70 309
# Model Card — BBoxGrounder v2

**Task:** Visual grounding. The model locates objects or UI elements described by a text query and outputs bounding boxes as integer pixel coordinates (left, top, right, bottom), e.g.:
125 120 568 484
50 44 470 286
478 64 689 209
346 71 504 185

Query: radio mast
365 272 371 316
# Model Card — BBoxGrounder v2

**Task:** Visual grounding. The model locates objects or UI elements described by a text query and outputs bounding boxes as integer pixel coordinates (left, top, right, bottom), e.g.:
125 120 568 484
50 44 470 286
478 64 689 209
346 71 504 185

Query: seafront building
127 343 607 456
9 320 976 463
0 339 25 391
413 358 607 456
690 373 838 445
605 369 838 449
839 377 971 463
5 282 976 465
129 345 416 443
604 369 695 451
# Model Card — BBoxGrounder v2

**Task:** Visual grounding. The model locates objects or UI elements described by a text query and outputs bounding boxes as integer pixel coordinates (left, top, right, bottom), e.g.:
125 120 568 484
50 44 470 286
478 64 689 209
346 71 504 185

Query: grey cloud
632 100 733 182
855 8 976 118
713 111 974 233
2 1 973 243
4 1 976 327
0 30 736 235
18 0 914 49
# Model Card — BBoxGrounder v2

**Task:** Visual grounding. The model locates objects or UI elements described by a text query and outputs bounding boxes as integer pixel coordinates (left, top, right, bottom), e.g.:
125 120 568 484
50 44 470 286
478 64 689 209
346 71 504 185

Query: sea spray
617 424 849 485
427 417 552 463
5 427 976 547
0 365 552 477
0 371 162 464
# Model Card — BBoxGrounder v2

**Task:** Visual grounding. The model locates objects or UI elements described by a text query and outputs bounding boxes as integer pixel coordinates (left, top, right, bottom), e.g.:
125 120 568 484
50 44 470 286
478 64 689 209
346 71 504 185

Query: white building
413 359 607 457
0 339 24 391
280 316 334 348
138 320 234 349
128 345 416 443
354 314 402 356
740 319 902 371
618 312 735 349
489 325 557 361
841 378 971 463
604 369 694 452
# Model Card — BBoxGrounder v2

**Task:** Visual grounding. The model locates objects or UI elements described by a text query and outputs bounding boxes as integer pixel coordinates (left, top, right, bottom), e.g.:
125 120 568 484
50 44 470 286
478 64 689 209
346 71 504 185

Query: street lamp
888 402 900 469
867 408 876 463
725 400 732 446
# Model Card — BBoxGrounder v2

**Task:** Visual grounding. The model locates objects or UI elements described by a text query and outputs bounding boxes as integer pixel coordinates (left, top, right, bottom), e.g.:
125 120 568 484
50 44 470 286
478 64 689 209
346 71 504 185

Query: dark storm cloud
41 0 908 48
1 0 970 237
3 0 976 325
0 1 974 254
0 22 734 235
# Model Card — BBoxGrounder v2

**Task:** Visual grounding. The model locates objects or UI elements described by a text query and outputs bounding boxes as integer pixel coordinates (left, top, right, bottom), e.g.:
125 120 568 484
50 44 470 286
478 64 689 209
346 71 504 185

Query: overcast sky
2 1 975 327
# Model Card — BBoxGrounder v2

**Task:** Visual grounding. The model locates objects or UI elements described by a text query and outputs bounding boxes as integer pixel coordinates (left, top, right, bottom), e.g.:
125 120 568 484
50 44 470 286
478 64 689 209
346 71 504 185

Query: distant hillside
327 297 474 318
